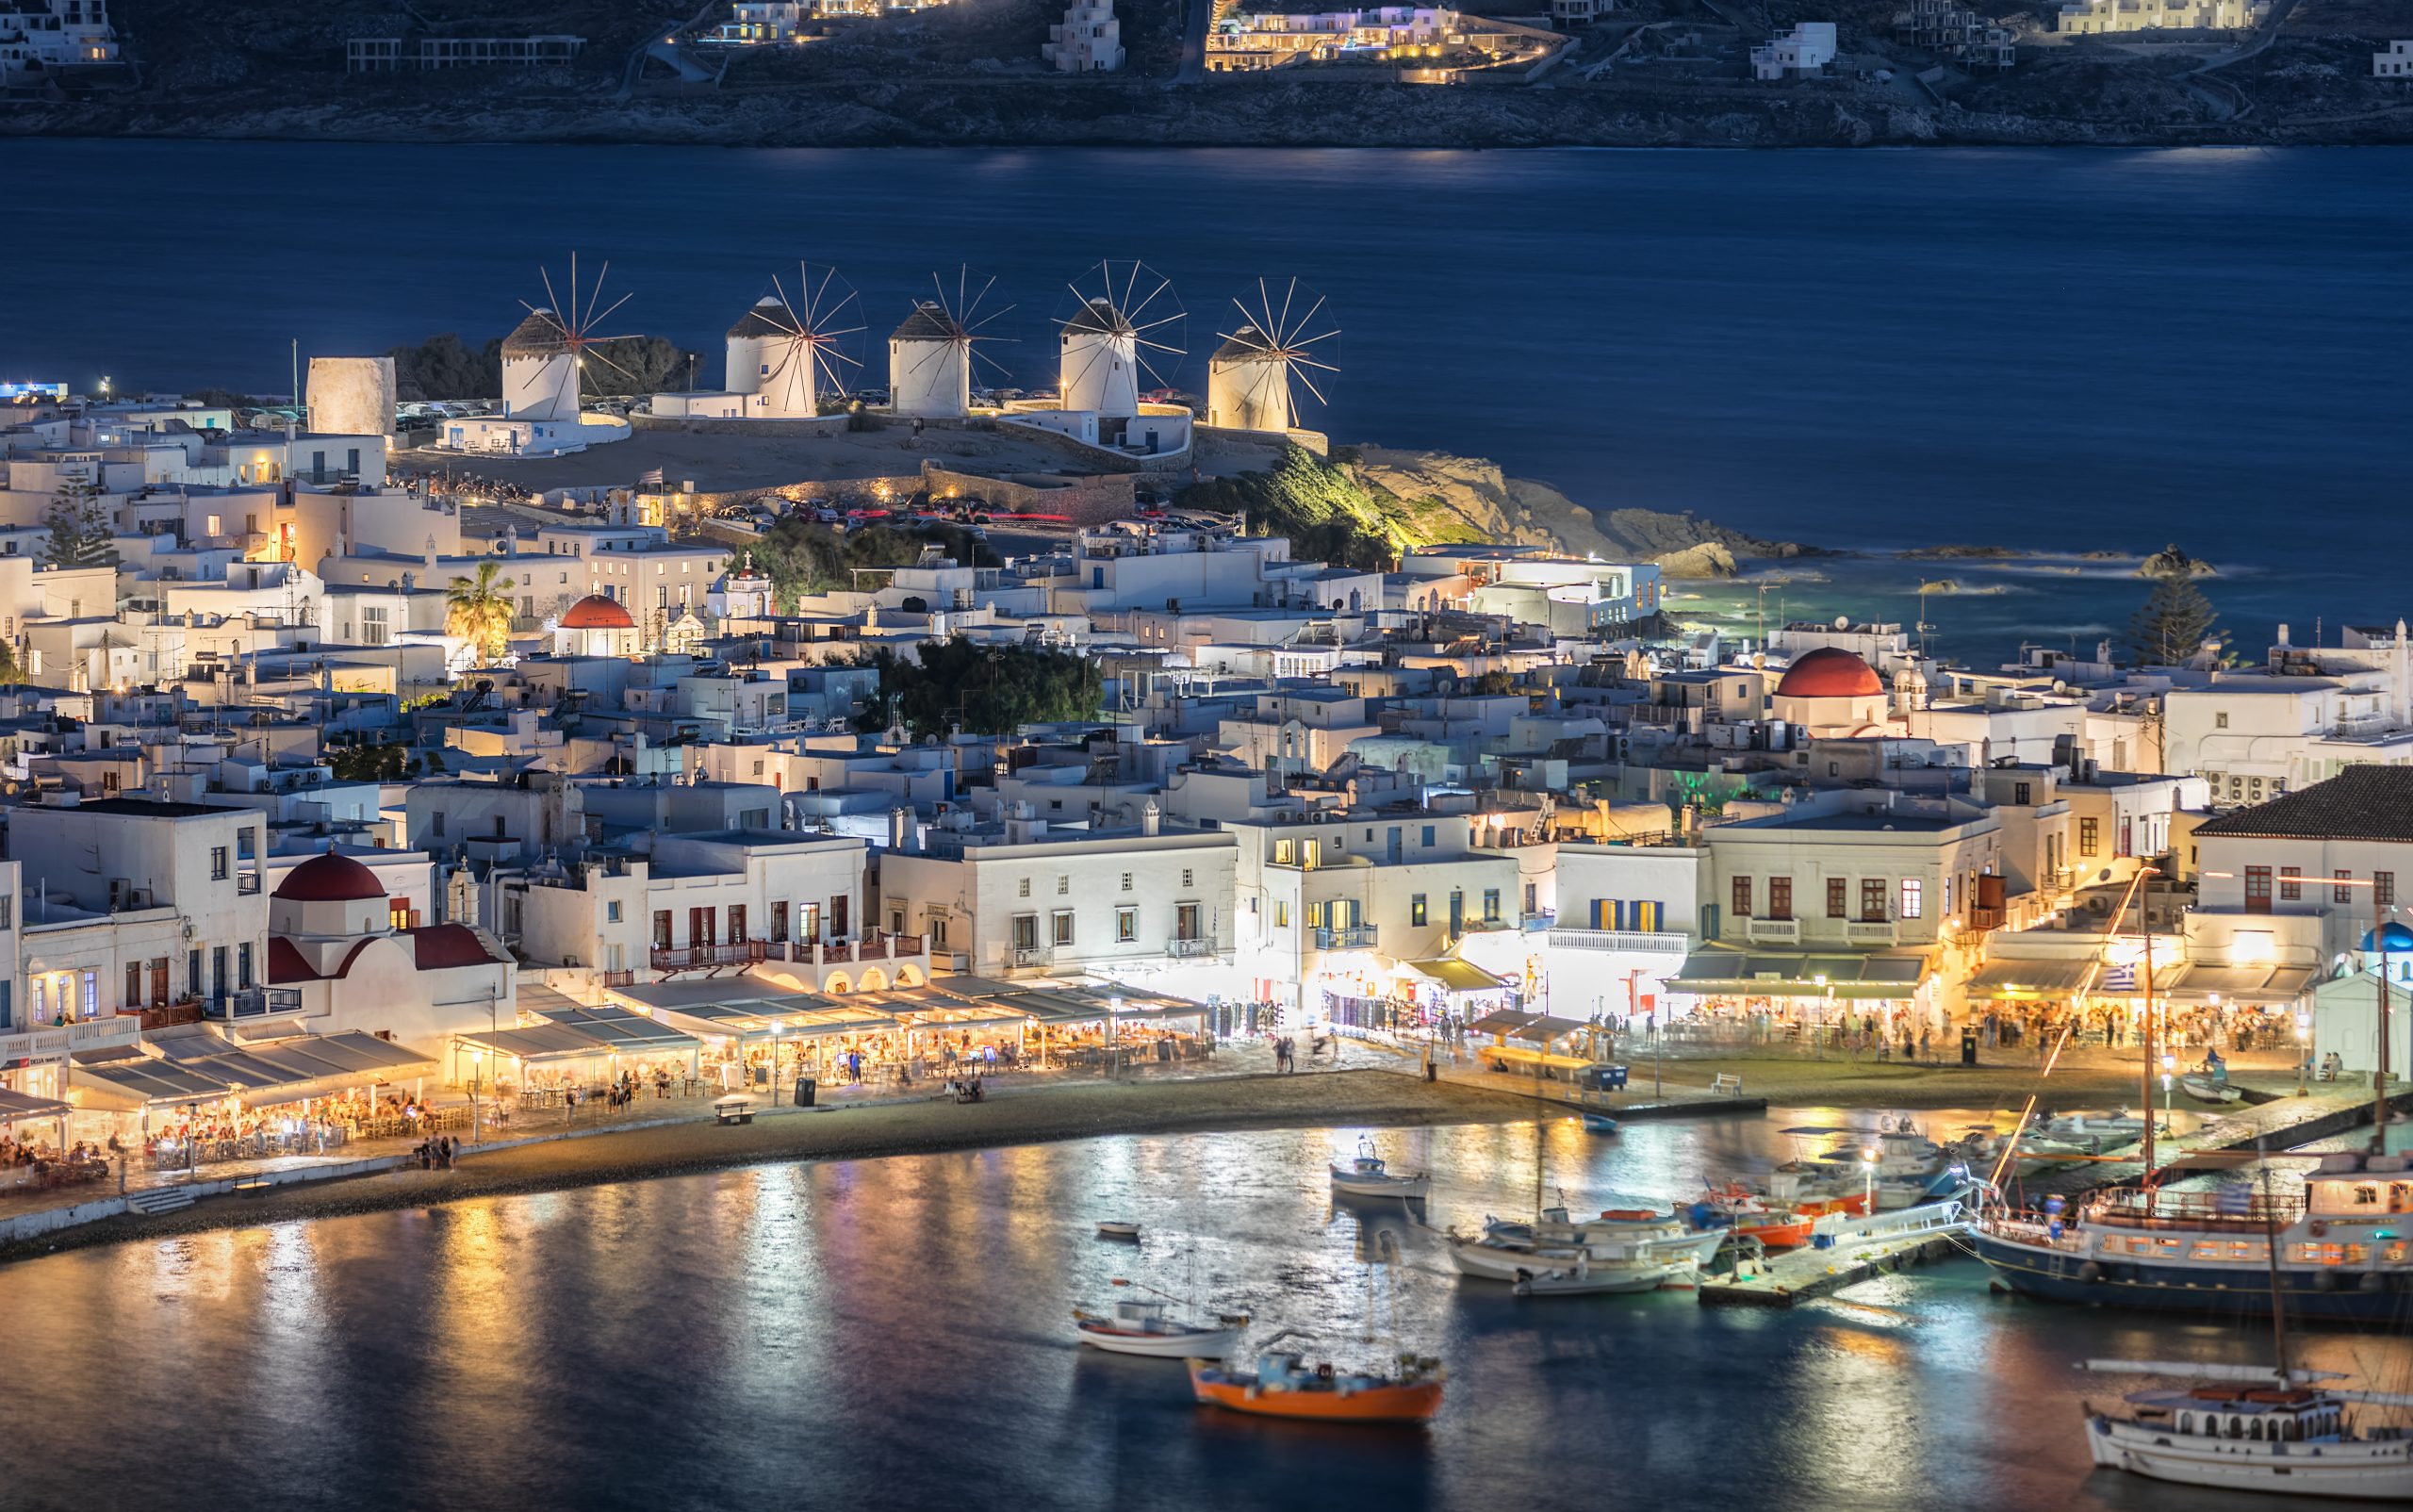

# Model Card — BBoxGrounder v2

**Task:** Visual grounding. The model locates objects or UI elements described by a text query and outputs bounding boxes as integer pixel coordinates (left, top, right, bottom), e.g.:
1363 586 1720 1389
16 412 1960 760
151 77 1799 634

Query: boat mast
2141 922 2158 1198
2256 1145 2290 1384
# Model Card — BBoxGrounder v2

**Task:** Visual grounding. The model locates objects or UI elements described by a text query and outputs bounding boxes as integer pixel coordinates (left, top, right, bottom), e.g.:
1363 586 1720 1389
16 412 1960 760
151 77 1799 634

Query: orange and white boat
1188 1352 1444 1424
1699 1183 1821 1250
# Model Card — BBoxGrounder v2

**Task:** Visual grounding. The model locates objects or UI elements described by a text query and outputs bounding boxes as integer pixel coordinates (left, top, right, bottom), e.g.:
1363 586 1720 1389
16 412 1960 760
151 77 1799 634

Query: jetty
1697 1201 1969 1308
2005 1083 2413 1208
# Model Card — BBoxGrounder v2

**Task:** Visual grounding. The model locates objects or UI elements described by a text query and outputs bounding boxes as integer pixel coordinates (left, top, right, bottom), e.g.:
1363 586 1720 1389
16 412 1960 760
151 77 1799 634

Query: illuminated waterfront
6 1115 2403 1512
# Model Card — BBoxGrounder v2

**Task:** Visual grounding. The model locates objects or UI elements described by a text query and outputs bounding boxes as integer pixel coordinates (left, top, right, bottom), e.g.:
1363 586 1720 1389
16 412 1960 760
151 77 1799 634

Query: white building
0 0 117 79
10 796 271 1016
2189 765 2413 968
1043 0 1124 71
2379 40 2413 77
878 806 1236 981
2056 0 2266 32
1750 21 1835 79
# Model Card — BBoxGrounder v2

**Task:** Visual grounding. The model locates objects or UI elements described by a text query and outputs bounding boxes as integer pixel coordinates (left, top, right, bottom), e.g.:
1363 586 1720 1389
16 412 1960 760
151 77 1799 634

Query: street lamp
1108 994 1123 1080
1860 1145 1878 1217
470 1048 484 1143
1814 974 1831 1060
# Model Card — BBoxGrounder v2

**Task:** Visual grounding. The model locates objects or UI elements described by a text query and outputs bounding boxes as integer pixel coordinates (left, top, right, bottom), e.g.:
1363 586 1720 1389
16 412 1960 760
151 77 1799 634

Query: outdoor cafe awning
1406 959 1510 994
70 1055 240 1108
2159 963 2317 1007
0 1087 70 1122
452 1023 625 1064
536 1006 702 1055
1964 959 2097 1002
1669 950 1929 1000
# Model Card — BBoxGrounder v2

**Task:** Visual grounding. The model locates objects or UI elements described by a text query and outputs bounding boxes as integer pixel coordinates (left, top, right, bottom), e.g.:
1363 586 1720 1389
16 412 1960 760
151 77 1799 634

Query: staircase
125 1186 196 1216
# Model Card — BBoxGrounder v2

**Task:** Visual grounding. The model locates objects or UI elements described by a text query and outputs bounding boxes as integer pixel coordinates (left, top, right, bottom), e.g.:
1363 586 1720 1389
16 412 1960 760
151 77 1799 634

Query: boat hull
1973 1230 2413 1322
1188 1361 1442 1423
1331 1172 1429 1200
1513 1263 1676 1297
2088 1414 2413 1499
1076 1323 1242 1359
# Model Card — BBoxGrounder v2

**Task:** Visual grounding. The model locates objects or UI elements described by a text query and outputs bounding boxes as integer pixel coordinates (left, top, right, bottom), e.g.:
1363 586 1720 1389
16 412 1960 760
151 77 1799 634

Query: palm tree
446 559 514 664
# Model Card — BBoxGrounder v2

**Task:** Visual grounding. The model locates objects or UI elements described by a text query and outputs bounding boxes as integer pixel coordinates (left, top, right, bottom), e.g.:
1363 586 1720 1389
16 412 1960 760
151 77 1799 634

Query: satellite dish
1833 615 1849 631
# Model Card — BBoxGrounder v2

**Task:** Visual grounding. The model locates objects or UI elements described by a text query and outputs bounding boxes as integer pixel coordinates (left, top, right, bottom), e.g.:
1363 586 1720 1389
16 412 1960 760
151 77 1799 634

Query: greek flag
2214 1185 2251 1216
638 467 665 488
2101 961 2136 992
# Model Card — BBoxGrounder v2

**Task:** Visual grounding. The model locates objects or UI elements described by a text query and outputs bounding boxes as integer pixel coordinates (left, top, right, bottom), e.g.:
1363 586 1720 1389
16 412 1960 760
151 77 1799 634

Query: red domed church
268 848 515 1058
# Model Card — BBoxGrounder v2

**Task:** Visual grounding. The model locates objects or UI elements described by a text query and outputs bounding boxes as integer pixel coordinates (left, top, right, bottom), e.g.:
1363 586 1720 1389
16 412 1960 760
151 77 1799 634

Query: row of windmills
447 255 1338 459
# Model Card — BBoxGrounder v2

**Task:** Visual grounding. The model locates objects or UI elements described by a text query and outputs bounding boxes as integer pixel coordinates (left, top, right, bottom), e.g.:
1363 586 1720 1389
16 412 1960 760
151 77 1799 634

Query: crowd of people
1 1132 113 1189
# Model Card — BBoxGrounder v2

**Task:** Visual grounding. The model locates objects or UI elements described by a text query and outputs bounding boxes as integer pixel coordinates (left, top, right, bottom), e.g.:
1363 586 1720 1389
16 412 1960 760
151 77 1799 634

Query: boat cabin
2125 1387 2346 1445
2306 1158 2413 1218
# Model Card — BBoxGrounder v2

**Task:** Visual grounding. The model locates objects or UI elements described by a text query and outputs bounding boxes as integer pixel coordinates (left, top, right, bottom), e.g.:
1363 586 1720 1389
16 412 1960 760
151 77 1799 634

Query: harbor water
8 141 2411 662
3 1113 2405 1512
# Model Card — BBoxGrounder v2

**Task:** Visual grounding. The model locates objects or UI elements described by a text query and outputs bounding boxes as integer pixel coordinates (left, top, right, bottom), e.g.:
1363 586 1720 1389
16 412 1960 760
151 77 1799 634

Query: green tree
859 638 1104 741
445 559 516 663
41 476 118 568
1174 443 1405 570
329 741 408 782
750 518 995 614
2125 544 2223 666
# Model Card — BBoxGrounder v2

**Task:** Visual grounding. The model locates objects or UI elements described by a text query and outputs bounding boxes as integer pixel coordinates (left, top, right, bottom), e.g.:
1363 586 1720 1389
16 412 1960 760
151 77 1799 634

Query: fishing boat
2178 1073 2244 1105
2077 1159 2413 1498
1448 1206 1737 1273
1976 880 2413 1317
1330 1140 1429 1199
1073 1282 1245 1359
1974 1153 2413 1319
1095 1220 1141 1241
1187 1352 1444 1423
1582 1113 1620 1134
1509 1255 1682 1297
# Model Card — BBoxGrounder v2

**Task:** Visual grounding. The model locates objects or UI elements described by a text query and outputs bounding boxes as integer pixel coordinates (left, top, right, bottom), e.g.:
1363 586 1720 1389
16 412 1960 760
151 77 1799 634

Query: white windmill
888 267 1015 421
1057 259 1185 420
501 254 639 422
1206 277 1338 435
727 261 863 419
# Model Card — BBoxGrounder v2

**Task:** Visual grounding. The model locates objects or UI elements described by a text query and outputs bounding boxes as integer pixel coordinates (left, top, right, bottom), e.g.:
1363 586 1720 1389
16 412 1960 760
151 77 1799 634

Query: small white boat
1073 1293 1244 1359
1330 1142 1428 1200
2177 1073 2243 1105
1510 1256 1680 1297
1095 1220 1141 1241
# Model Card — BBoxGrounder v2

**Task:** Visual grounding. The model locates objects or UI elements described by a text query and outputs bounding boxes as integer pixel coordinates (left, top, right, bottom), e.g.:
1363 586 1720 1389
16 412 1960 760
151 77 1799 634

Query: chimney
1141 797 1161 837
888 805 912 851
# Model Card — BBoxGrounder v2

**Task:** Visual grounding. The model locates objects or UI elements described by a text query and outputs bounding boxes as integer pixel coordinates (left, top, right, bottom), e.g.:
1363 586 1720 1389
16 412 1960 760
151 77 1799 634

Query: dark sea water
5 1114 2406 1512
8 141 2410 658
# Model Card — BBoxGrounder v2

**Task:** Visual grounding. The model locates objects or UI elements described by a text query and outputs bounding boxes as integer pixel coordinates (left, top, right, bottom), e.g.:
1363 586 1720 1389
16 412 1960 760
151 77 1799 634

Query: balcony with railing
1546 927 1688 956
1011 945 1053 968
767 933 926 967
204 988 304 1020
1167 935 1223 958
1745 916 1800 945
650 940 768 974
0 1012 142 1064
1845 918 1898 947
1311 924 1378 951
